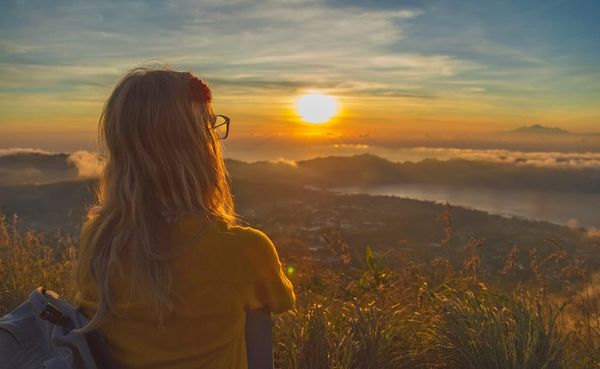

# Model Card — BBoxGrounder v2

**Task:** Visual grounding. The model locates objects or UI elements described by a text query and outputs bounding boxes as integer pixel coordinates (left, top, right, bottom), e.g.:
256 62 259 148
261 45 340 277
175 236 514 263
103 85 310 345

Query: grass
0 213 76 311
429 290 564 369
1 212 599 368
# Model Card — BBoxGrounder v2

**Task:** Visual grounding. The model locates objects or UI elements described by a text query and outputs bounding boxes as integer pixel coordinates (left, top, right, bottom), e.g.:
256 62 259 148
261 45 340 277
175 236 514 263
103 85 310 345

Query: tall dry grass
1 212 600 368
0 213 76 312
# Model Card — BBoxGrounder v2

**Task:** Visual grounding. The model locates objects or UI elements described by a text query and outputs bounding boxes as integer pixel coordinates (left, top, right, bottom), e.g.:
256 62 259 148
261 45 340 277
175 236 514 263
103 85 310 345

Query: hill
0 152 79 185
226 154 600 193
510 124 571 135
1 176 597 289
2 151 598 194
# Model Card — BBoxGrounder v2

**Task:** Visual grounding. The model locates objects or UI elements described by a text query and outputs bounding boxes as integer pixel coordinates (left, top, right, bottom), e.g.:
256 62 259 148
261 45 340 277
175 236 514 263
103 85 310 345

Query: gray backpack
0 287 111 369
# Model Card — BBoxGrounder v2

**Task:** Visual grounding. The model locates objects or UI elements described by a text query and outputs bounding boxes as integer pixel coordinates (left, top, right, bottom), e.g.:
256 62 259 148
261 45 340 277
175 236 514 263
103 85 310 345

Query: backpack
0 287 111 369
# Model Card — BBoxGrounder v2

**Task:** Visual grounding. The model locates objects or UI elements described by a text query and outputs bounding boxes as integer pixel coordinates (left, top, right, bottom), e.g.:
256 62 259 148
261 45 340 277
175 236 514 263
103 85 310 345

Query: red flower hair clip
188 76 212 104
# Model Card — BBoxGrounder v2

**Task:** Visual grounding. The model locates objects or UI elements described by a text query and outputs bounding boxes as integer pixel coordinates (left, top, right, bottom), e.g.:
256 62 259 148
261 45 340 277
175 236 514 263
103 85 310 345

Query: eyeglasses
210 114 230 140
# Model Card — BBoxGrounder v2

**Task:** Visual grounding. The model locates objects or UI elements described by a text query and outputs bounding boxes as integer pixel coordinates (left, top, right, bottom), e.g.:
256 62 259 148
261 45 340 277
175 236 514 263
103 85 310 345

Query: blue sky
0 0 599 153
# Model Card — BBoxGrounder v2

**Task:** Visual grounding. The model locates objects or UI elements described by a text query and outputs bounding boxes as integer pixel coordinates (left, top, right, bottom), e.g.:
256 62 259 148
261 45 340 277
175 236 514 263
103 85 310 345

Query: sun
295 93 338 124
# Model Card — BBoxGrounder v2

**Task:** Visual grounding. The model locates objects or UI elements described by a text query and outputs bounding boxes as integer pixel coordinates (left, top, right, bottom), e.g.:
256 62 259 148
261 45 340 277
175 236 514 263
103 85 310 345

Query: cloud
462 87 486 92
66 150 104 178
406 147 600 169
2 0 600 147
0 0 469 101
0 147 55 156
367 54 475 78
270 158 298 167
333 143 370 149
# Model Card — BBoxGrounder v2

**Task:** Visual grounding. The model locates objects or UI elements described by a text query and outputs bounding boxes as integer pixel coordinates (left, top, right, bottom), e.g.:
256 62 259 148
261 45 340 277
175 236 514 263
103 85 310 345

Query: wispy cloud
0 147 55 156
67 150 104 178
1 0 599 145
399 147 600 169
0 0 465 100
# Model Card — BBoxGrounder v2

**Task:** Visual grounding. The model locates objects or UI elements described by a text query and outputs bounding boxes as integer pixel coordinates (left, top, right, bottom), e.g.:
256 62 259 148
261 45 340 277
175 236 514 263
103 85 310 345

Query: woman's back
75 66 295 368
77 215 295 369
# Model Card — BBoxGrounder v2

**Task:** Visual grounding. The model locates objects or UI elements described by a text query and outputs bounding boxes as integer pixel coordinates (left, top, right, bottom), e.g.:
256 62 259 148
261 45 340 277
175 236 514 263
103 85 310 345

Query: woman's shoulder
218 223 275 254
222 223 269 240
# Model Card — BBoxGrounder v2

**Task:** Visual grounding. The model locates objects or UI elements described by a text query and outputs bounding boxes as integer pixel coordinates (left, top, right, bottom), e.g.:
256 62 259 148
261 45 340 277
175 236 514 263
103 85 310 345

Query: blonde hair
76 65 236 331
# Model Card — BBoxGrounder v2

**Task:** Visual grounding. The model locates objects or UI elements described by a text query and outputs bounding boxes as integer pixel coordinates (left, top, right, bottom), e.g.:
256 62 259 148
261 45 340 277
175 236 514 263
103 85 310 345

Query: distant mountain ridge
226 153 600 194
509 124 570 135
1 151 598 193
0 152 79 185
1 152 599 234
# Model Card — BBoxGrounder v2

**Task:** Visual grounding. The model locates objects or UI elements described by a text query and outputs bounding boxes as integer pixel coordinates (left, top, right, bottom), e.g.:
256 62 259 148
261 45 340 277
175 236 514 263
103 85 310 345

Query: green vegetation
1 213 599 369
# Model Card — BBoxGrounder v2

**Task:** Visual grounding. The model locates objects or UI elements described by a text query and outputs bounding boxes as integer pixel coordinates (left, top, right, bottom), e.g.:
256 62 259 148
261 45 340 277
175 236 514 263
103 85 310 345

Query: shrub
429 289 565 369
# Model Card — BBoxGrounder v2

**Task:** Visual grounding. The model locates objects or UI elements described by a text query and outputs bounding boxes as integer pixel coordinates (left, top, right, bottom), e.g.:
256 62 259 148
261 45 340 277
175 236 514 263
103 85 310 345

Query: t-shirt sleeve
235 229 296 313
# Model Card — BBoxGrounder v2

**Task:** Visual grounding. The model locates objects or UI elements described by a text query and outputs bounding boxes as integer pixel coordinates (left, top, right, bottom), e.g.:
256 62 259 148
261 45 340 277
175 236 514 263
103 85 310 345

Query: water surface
339 184 600 228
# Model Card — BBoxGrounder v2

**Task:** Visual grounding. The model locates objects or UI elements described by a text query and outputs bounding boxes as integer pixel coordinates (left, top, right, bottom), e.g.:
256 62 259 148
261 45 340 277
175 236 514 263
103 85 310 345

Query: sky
0 0 599 158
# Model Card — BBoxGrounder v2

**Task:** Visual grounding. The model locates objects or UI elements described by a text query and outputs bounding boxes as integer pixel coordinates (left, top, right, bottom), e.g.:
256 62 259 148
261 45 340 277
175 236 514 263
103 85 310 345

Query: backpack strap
38 288 114 369
39 302 71 327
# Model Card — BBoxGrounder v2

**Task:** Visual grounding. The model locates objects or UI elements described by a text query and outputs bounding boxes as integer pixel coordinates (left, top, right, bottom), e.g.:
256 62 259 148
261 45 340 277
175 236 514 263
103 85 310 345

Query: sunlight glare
295 93 338 124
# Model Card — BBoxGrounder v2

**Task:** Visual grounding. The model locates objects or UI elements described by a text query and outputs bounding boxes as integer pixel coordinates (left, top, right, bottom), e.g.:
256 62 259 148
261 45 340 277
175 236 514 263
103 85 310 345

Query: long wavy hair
76 65 236 331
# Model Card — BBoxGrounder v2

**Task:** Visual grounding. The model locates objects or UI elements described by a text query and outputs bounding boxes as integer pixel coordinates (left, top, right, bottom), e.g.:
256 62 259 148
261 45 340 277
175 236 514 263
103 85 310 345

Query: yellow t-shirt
76 215 296 369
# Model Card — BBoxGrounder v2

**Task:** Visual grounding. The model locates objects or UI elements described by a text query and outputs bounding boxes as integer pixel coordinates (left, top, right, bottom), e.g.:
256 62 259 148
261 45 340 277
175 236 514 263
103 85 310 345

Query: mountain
0 152 79 185
510 124 570 135
2 151 597 193
226 154 600 193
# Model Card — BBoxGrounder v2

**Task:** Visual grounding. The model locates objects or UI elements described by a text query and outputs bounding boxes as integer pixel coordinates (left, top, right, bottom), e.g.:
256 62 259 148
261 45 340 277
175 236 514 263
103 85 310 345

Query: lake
338 184 600 229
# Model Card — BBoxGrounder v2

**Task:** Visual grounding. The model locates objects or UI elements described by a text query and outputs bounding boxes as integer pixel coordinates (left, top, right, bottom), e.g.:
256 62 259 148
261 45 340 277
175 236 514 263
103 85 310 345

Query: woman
75 65 296 369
